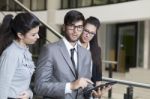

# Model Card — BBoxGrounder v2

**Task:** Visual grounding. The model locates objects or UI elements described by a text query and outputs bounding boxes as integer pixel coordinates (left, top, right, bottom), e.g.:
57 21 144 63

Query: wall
55 0 150 24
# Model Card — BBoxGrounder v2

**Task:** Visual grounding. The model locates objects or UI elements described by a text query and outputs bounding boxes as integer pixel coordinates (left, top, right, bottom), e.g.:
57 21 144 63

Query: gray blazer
34 39 92 99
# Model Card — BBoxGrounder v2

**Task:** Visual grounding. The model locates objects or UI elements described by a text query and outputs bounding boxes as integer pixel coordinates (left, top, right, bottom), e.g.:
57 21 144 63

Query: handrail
102 60 118 64
13 0 63 39
0 12 6 16
102 77 150 89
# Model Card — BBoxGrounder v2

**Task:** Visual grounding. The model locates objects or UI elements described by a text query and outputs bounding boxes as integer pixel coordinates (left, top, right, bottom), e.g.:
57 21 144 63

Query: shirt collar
78 41 90 50
13 40 29 50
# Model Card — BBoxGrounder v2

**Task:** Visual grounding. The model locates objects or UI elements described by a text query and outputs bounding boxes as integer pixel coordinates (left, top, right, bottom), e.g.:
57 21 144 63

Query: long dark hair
85 16 102 81
90 33 102 81
0 12 40 55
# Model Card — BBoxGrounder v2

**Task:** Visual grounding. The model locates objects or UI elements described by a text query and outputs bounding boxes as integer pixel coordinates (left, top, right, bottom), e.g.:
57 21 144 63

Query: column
47 0 61 42
143 20 150 69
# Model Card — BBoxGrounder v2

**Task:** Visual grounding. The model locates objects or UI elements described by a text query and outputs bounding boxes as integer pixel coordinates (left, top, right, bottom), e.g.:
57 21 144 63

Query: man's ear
17 32 24 39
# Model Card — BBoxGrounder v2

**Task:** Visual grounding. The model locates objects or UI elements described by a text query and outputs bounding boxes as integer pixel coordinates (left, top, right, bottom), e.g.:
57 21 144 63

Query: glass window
78 0 92 7
22 0 30 9
61 0 69 9
69 0 77 8
15 0 23 11
105 24 117 70
0 0 46 11
108 0 118 3
119 0 127 2
0 0 7 11
62 0 77 8
31 0 46 10
4 0 15 11
93 0 108 5
61 0 135 9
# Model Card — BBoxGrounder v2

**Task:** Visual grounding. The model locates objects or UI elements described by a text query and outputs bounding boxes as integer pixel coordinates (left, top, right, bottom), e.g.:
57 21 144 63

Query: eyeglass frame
66 24 84 31
83 29 96 36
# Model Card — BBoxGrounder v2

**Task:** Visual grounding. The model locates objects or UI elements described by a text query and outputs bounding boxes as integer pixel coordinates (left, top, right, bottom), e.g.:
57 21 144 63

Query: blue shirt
0 41 35 99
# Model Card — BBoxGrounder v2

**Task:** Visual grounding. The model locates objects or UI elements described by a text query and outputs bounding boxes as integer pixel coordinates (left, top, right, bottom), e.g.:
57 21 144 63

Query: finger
92 90 102 98
85 78 93 84
16 95 25 98
101 86 106 92
107 85 112 89
19 91 27 96
106 85 112 91
104 85 111 90
97 87 101 93
81 85 86 89
17 92 28 98
92 90 97 95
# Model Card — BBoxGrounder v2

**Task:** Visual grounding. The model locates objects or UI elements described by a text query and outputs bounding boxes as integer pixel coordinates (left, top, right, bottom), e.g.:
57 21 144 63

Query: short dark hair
84 16 101 30
64 10 85 25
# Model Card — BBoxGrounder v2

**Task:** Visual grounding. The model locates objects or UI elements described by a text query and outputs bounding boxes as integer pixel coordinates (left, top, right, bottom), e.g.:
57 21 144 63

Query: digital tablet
82 81 117 94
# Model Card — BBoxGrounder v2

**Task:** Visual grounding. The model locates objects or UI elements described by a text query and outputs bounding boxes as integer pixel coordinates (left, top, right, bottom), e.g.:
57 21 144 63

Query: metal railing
102 60 150 99
102 60 118 65
102 77 150 99
102 60 118 98
102 77 150 89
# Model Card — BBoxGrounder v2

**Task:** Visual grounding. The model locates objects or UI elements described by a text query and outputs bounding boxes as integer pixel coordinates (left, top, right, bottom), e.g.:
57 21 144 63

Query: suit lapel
77 45 82 75
58 40 77 78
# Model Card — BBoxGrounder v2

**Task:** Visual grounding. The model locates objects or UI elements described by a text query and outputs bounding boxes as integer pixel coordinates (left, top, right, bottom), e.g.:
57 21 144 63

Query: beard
65 33 79 43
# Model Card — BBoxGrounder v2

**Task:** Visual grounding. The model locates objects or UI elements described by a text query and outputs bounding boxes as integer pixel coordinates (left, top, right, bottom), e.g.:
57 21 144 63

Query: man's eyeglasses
67 24 83 31
83 29 96 36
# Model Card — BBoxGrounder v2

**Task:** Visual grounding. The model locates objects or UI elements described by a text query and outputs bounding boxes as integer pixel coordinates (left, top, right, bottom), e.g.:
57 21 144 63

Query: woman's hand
91 85 112 99
17 91 30 99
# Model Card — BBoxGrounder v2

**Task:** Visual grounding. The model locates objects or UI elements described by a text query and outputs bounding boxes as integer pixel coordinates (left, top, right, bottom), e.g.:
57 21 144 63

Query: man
34 10 101 99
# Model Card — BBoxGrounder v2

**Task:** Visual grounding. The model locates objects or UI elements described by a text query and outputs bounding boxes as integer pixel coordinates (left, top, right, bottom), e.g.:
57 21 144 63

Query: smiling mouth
72 35 78 37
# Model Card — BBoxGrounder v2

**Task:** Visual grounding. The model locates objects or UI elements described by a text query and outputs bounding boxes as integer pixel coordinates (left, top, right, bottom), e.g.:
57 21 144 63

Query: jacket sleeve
34 45 66 98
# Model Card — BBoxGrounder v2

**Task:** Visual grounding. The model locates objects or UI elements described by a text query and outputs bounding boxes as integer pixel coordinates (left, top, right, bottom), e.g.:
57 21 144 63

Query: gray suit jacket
34 39 92 99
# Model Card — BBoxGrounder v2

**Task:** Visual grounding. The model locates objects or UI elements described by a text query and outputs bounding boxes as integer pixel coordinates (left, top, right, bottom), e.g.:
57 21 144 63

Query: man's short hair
64 10 85 25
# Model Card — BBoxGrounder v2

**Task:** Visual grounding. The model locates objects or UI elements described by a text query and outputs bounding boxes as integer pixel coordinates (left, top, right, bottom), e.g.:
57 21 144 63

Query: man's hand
70 77 93 90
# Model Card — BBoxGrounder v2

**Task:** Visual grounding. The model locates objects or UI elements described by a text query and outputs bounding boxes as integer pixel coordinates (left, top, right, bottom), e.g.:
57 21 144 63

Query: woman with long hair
0 12 40 99
79 16 102 85
79 16 104 98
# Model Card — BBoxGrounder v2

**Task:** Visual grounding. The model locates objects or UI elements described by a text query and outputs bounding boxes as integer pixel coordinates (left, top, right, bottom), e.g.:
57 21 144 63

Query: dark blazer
34 39 92 99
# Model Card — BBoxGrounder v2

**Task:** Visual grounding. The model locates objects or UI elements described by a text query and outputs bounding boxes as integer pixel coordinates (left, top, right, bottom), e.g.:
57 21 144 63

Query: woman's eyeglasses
83 29 96 36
